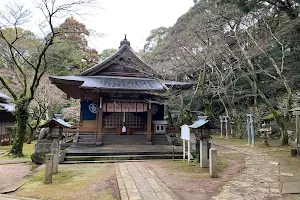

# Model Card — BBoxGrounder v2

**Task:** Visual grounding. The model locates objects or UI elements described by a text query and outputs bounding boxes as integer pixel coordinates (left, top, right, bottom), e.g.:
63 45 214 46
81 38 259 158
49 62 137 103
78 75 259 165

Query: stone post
247 117 251 145
45 154 53 184
51 138 60 174
247 114 255 146
219 116 223 138
292 110 300 156
200 138 209 168
248 114 255 146
209 148 217 178
224 116 228 139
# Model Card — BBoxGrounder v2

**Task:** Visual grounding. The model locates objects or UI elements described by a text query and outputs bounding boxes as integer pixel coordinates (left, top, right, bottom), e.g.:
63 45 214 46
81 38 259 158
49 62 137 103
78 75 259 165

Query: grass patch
284 194 300 200
216 157 228 173
166 155 229 179
211 135 249 145
0 141 35 161
14 164 119 200
211 134 283 147
29 168 83 184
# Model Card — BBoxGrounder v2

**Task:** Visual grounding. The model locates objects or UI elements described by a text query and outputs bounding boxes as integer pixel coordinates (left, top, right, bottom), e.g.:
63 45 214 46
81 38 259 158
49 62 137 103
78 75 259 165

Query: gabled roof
189 116 218 129
0 103 15 112
0 92 14 113
40 114 73 129
79 44 161 78
49 37 195 98
49 75 166 91
0 92 10 100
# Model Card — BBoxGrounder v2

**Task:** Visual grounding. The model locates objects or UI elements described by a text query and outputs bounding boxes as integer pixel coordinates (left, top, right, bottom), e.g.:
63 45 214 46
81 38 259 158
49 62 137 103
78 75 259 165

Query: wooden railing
63 121 96 133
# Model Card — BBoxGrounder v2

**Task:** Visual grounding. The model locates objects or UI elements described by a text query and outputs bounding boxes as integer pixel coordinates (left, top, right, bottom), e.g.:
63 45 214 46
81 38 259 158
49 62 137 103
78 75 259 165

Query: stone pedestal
200 139 209 168
51 138 60 174
31 140 52 164
35 140 52 154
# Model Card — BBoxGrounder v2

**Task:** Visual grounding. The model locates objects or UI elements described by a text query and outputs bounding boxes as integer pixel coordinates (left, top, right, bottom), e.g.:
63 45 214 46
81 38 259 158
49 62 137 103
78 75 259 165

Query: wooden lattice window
126 113 143 127
103 113 143 127
103 113 123 127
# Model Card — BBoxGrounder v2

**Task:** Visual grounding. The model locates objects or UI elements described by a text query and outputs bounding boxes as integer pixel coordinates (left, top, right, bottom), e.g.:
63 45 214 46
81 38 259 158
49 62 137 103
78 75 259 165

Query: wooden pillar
96 107 103 145
146 108 152 144
80 90 84 123
79 108 83 123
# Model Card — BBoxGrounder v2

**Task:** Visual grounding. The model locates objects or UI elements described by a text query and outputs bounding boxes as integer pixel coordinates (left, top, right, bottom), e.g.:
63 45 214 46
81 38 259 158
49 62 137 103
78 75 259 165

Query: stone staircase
74 133 96 145
73 133 172 146
152 134 171 145
65 133 178 163
63 149 183 164
102 134 147 145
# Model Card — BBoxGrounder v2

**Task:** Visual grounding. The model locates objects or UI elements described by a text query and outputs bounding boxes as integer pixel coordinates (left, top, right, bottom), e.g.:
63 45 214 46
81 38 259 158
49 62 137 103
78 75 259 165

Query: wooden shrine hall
49 36 192 145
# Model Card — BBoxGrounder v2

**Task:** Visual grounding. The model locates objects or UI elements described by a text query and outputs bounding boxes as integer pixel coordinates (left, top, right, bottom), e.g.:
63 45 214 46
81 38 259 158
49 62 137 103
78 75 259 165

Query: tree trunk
281 128 289 146
26 128 34 144
10 99 29 156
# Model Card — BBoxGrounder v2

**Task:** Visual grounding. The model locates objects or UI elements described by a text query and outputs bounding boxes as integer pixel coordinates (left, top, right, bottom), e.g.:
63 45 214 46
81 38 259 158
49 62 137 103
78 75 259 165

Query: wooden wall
0 120 15 135
0 112 15 135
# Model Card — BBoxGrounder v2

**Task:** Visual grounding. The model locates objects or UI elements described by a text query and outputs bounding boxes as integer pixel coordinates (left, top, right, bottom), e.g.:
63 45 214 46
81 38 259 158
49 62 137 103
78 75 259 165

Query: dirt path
0 164 32 192
143 145 245 200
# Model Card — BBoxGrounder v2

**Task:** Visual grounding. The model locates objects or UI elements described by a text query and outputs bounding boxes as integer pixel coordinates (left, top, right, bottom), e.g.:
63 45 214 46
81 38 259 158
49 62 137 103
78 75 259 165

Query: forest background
1 0 299 155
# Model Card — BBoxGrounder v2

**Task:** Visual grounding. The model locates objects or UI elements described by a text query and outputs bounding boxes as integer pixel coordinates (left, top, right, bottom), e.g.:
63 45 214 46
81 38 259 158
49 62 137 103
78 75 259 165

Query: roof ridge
78 44 162 78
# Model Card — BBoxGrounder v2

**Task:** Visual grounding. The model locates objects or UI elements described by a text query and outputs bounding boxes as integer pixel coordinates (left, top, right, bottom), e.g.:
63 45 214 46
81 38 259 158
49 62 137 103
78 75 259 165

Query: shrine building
49 37 192 145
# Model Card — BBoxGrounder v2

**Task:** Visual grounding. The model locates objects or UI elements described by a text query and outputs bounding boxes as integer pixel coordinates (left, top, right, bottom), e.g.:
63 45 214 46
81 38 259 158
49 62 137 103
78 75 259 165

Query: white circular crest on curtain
89 103 98 114
151 105 158 115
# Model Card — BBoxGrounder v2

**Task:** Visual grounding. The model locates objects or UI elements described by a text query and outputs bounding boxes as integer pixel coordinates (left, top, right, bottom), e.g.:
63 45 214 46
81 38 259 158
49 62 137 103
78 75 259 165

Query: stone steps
102 134 147 145
63 159 185 164
76 133 96 145
63 160 145 164
65 150 182 156
152 134 170 145
63 146 183 163
64 154 183 163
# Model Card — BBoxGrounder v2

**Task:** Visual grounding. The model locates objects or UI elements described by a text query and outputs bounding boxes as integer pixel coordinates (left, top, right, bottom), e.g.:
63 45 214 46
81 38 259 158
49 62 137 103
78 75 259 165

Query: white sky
0 0 194 52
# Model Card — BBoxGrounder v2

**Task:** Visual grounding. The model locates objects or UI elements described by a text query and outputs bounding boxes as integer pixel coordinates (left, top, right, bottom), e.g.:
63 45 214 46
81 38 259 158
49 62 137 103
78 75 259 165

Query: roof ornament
119 34 130 48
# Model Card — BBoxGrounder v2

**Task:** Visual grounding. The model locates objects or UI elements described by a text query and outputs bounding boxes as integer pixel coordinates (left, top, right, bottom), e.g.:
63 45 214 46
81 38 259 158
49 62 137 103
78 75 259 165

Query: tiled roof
0 103 15 112
50 75 166 91
0 92 10 101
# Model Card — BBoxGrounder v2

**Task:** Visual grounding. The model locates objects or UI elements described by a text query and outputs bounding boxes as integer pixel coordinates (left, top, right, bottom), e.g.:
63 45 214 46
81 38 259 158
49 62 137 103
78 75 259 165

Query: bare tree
0 0 97 156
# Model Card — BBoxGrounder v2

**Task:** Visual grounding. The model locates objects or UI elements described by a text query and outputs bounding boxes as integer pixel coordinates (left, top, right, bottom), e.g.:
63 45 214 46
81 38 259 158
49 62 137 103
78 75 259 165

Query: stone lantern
40 114 72 173
189 116 218 168
289 107 300 156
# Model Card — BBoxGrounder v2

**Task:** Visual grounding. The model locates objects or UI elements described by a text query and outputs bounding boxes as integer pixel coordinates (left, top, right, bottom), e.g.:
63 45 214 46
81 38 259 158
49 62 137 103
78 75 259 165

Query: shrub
5 125 16 138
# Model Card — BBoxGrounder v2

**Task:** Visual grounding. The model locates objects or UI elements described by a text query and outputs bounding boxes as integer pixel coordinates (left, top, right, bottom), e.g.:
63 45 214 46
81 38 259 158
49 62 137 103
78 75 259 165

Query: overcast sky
0 0 194 52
